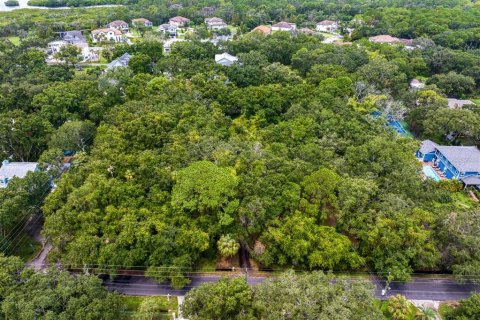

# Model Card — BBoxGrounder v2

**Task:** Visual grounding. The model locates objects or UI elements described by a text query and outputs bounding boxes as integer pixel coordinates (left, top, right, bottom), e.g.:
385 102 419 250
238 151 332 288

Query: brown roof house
369 35 402 44
91 28 124 43
169 16 190 27
271 21 296 32
316 20 339 33
132 18 153 28
205 17 228 30
106 20 129 33
252 25 271 35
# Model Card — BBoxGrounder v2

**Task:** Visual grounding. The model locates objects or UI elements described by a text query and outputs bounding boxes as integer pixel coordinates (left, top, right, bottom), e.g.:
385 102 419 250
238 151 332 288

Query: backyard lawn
121 295 178 320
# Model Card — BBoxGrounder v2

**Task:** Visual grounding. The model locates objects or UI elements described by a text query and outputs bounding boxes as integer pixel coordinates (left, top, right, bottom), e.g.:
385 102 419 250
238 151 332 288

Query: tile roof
252 25 271 34
436 146 480 172
91 28 122 35
461 176 480 185
107 20 128 27
272 21 295 29
317 20 338 25
369 35 401 43
170 16 190 23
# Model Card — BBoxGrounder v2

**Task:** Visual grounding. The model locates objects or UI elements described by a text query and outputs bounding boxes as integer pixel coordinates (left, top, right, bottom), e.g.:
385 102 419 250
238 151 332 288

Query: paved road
104 274 480 301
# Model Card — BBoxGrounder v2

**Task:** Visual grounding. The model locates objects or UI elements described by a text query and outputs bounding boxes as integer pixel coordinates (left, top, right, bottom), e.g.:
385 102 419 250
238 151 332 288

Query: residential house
201 6 215 16
410 79 425 89
48 40 68 54
169 16 190 27
271 21 296 32
106 20 129 33
251 25 271 35
132 18 153 28
91 28 124 43
169 3 183 10
316 20 339 33
163 38 185 54
57 30 86 44
0 160 38 188
205 17 228 30
447 98 475 109
417 140 480 188
215 52 238 66
158 24 178 38
298 28 316 35
369 35 402 44
107 53 132 70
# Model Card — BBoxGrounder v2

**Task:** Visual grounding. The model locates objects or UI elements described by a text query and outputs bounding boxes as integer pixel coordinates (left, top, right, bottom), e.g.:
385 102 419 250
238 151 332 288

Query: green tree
254 270 383 320
217 234 240 258
182 277 255 320
443 293 480 320
134 297 167 320
54 44 81 68
48 120 96 152
387 295 410 320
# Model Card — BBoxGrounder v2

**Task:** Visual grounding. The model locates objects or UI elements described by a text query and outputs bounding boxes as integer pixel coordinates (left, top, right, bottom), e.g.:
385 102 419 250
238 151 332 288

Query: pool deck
423 162 446 180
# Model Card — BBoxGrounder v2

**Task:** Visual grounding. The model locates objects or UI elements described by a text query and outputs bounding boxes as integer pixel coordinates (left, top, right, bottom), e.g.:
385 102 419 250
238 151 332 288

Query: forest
0 0 480 318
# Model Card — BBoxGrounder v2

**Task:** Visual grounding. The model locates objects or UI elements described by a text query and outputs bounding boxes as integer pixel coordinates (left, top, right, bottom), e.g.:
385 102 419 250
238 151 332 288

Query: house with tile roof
91 28 124 43
271 21 296 32
417 140 480 188
316 20 339 33
106 20 129 33
369 35 402 44
169 16 190 27
132 18 153 28
252 25 271 35
205 17 228 30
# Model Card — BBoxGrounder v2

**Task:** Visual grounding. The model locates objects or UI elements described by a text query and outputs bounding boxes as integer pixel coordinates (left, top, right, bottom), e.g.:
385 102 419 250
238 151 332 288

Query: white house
158 24 178 38
215 52 238 66
169 16 190 27
205 17 228 30
0 160 38 188
316 20 339 33
48 40 68 54
91 28 124 43
271 21 296 32
106 20 129 33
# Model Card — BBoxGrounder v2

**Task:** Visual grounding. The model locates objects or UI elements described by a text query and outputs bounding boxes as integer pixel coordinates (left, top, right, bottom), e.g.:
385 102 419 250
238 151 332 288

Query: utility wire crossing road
103 274 480 301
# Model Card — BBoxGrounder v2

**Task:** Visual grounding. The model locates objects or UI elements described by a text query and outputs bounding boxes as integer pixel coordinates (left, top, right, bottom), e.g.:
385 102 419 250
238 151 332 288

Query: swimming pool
423 166 441 182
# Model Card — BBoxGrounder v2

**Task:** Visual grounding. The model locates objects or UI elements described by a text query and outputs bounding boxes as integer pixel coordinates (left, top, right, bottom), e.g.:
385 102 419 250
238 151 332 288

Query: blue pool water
389 120 408 136
423 166 441 182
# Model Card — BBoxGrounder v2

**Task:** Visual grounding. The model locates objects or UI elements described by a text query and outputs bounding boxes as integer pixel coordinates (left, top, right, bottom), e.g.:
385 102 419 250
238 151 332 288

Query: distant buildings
106 20 129 33
91 28 124 43
132 18 153 28
57 30 86 44
107 53 132 70
316 20 339 33
48 30 100 62
205 17 228 30
271 21 296 32
169 16 190 27
0 160 38 188
215 52 238 66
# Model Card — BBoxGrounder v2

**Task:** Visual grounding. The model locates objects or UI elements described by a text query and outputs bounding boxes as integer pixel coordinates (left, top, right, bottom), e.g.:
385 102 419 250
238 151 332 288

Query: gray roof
436 146 480 172
0 161 38 187
461 176 480 185
107 53 131 69
419 140 438 154
59 30 86 43
447 98 475 109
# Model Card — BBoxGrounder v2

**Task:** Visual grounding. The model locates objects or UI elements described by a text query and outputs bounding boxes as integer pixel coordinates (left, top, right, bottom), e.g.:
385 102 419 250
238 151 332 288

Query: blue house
417 140 480 188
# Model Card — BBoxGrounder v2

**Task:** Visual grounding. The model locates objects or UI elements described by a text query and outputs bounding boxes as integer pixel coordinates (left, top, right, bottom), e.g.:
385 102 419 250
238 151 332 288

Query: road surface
104 274 480 301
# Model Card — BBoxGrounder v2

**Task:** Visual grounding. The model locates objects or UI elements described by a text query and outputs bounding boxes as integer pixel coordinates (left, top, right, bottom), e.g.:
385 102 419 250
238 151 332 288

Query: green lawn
4 36 20 46
121 295 178 320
